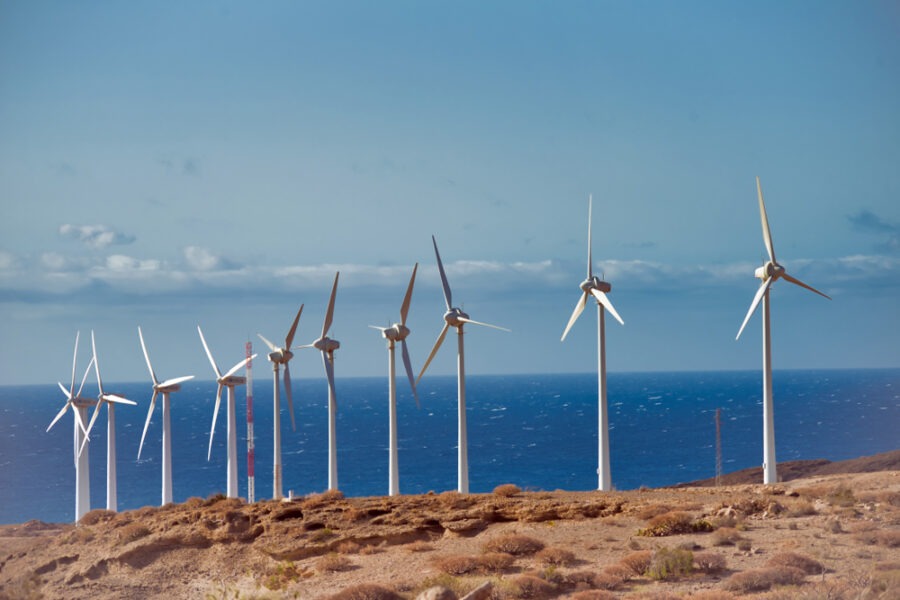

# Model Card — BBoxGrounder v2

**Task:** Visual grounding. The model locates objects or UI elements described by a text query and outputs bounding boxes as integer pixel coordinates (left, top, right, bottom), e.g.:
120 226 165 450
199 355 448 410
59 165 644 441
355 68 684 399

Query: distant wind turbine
137 326 195 506
47 332 95 522
560 195 625 492
82 331 137 512
198 326 256 498
257 304 303 500
369 264 419 496
418 237 509 494
736 176 831 485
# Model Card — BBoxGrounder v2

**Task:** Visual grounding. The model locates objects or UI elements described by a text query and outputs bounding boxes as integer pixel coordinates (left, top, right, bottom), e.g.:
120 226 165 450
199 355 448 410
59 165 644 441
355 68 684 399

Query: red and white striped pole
245 341 255 503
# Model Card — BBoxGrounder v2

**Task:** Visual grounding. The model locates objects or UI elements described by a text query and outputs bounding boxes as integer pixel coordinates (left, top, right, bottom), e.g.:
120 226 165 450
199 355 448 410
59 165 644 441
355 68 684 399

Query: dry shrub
304 489 345 509
565 570 599 585
477 552 515 573
337 540 361 554
438 490 473 509
79 509 116 526
591 571 625 590
686 592 736 600
433 554 479 575
504 574 556 599
326 584 403 600
494 483 522 497
867 567 900 599
536 546 575 566
619 550 652 575
601 563 633 582
723 566 806 593
709 513 738 529
786 499 817 517
316 553 353 573
116 522 151 544
826 484 856 507
570 592 615 600
711 527 743 546
795 485 828 500
405 540 434 553
767 551 824 575
873 530 900 548
822 517 844 533
482 534 545 556
637 504 674 520
263 561 307 590
646 547 693 580
638 511 712 537
693 550 727 573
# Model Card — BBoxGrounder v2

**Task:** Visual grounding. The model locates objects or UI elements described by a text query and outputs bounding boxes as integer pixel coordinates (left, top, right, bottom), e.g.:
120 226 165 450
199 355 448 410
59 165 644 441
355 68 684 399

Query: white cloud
184 246 227 271
59 224 136 248
0 250 17 270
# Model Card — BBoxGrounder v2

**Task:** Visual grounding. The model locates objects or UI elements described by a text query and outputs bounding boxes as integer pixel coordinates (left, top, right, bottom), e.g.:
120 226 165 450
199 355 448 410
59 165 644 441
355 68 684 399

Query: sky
1 1 898 386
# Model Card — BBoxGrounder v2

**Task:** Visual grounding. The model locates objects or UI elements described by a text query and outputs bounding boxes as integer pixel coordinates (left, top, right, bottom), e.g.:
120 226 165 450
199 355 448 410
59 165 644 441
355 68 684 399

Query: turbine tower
82 331 137 512
560 195 625 492
137 326 195 506
257 304 303 500
47 332 95 522
198 326 256 498
299 273 342 491
418 237 508 494
736 176 830 485
369 264 420 496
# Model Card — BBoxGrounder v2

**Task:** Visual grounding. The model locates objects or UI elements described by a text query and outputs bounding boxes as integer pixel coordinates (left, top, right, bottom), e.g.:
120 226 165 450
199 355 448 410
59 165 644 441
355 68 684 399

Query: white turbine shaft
762 290 777 484
597 305 611 491
75 404 91 522
272 362 283 500
388 341 399 496
107 403 117 511
161 392 173 505
457 327 468 494
227 385 238 498
327 354 338 491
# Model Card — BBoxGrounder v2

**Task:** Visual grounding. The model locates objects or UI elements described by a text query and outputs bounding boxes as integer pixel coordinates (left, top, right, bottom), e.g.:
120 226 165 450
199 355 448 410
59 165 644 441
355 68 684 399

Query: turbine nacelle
380 323 411 343
313 337 340 353
444 307 469 327
267 349 294 364
218 375 247 387
581 277 611 294
755 261 784 281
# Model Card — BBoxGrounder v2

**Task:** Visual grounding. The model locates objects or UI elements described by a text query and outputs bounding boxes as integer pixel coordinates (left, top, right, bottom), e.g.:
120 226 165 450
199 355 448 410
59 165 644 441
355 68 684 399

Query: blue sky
1 1 898 386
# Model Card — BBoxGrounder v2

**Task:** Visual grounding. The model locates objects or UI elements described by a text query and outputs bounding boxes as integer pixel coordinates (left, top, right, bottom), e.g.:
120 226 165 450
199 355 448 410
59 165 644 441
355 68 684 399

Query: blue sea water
1 369 897 524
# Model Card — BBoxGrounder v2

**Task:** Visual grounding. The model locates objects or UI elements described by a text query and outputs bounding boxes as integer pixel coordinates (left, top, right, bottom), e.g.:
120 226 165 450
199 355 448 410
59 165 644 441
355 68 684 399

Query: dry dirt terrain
1 452 898 600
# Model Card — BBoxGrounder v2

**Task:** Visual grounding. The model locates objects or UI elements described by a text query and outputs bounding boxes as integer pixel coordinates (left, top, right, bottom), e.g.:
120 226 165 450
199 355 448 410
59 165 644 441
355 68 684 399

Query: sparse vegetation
115 522 150 544
620 550 653 575
646 547 693 580
325 584 403 600
493 484 522 497
482 534 545 556
503 574 556 599
693 550 727 573
405 540 434 553
638 511 713 537
316 553 353 573
767 551 824 575
711 527 743 546
535 546 575 566
826 484 857 507
724 566 806 593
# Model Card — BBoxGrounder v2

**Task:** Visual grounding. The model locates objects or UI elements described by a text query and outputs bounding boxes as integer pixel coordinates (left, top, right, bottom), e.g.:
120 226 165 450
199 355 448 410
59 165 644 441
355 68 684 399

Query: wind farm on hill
46 182 832 525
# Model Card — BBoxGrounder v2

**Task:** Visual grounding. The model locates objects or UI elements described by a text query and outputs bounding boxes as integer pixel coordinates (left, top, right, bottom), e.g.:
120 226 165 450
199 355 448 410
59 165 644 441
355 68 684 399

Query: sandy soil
1 455 898 599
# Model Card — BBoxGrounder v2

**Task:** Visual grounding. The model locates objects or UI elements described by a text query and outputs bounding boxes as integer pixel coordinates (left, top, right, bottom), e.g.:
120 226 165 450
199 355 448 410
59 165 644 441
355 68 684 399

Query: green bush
646 547 694 580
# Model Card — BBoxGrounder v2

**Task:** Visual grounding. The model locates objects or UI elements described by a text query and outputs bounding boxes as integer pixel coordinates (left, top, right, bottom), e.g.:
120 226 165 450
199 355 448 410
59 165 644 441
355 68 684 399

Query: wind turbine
198 326 256 498
736 176 831 485
369 264 420 496
417 237 508 494
560 195 625 492
47 332 95 522
81 331 137 512
137 326 195 506
257 304 303 500
298 272 342 491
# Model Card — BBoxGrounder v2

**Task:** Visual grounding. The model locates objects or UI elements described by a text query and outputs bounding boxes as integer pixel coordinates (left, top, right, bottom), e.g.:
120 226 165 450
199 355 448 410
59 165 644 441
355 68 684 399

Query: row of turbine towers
48 177 829 522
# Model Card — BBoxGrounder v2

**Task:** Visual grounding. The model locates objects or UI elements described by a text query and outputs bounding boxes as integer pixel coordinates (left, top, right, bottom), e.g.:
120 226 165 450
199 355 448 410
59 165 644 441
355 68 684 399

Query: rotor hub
756 261 784 281
220 376 247 387
581 276 611 293
444 307 468 327
268 349 293 364
382 323 410 342
314 337 340 352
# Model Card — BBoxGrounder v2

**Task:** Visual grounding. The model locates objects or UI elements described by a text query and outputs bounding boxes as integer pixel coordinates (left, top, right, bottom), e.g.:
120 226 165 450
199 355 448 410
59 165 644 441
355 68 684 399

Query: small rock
460 581 492 600
415 586 457 600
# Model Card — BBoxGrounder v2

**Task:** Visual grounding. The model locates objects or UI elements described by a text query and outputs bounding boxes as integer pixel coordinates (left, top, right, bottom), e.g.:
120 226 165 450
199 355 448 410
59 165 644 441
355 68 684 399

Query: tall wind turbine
736 176 831 485
198 326 256 498
560 195 625 492
257 304 303 500
417 237 508 494
299 273 342 491
369 264 419 496
137 326 195 506
47 332 95 522
82 331 137 512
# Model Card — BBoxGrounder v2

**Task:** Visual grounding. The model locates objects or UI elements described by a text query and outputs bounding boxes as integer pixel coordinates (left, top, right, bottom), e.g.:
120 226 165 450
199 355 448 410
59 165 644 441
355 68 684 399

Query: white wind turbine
369 264 420 496
198 326 256 498
736 176 831 485
82 331 137 512
560 195 625 492
47 332 96 522
417 237 509 494
137 326 195 506
257 304 303 500
298 273 342 491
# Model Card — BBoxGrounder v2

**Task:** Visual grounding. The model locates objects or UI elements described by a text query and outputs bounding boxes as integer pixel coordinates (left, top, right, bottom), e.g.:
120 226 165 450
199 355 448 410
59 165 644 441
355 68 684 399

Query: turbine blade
83 399 103 448
400 263 418 325
736 278 773 340
76 356 94 400
368 325 387 332
224 354 255 379
138 390 158 460
457 317 511 332
91 330 103 396
417 322 450 385
757 176 776 263
782 272 832 300
47 402 69 432
58 381 72 399
72 397 89 437
322 272 339 338
159 375 194 388
401 339 419 408
138 326 159 385
104 393 137 406
284 361 296 431
257 333 278 353
197 326 223 378
432 236 453 310
70 331 79 398
587 194 593 279
322 351 337 408
285 304 304 349
208 384 222 461
561 292 589 341
590 289 625 326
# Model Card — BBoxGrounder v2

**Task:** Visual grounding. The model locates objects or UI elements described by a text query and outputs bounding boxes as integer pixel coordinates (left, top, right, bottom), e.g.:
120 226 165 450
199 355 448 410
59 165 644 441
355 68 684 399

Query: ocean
1 369 897 524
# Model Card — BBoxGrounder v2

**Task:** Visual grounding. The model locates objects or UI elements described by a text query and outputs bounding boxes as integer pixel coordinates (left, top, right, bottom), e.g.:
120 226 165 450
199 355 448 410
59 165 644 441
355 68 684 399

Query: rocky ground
1 452 898 599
